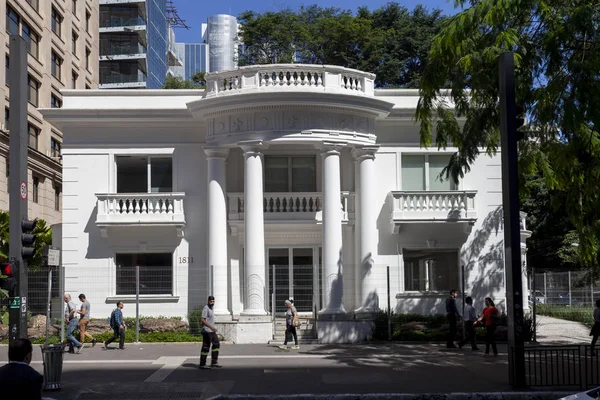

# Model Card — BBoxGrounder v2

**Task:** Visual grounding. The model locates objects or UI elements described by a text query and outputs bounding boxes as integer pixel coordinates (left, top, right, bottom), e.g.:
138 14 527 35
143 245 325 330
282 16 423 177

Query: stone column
241 141 267 315
320 143 346 314
204 147 230 316
353 146 380 313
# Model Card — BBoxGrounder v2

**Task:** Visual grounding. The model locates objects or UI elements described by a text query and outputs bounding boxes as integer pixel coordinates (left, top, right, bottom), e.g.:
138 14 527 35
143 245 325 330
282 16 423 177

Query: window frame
32 176 39 203
401 153 459 191
72 0 77 16
51 7 63 37
28 123 39 150
25 0 39 11
85 10 91 33
50 93 62 108
6 6 19 35
50 137 62 157
402 248 461 293
51 51 63 81
114 252 174 296
22 23 39 59
72 30 79 56
71 70 78 89
264 155 317 193
115 155 173 194
85 47 91 70
54 184 61 211
27 75 39 107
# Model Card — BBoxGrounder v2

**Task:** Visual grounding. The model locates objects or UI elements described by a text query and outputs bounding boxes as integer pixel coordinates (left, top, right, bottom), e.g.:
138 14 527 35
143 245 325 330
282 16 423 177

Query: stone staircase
268 317 320 345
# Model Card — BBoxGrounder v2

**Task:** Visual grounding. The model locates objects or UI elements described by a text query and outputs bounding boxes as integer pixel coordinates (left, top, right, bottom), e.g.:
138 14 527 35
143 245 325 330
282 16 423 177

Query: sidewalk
535 315 591 344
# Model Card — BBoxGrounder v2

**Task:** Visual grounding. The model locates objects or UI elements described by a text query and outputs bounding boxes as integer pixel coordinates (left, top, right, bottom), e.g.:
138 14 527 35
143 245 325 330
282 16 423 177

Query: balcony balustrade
96 193 185 236
389 190 477 233
228 192 355 223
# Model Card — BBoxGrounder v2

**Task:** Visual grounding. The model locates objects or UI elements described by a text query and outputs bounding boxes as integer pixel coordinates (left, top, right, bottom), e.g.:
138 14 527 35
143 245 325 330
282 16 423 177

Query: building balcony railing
100 73 147 85
204 64 375 98
100 17 146 28
96 193 185 236
100 43 147 56
100 0 146 5
227 192 355 223
389 190 478 233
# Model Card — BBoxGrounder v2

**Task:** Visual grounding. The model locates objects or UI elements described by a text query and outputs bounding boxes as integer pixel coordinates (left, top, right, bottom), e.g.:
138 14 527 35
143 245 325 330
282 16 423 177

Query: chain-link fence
532 270 596 307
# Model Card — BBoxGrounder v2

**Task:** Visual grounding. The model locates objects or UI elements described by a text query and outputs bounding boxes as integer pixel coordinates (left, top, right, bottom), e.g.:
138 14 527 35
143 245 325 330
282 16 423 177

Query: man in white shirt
64 293 83 353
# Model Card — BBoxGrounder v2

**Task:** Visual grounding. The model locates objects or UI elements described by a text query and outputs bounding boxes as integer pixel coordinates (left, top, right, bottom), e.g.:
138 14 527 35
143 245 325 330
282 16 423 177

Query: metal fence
511 345 600 389
532 270 596 307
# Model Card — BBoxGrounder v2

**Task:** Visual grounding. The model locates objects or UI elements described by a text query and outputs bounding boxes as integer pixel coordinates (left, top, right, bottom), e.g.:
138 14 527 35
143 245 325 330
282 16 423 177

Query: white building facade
42 64 529 344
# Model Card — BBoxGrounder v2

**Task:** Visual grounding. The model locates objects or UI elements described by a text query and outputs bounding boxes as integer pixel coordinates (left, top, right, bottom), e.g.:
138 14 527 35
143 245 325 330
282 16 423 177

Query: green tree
237 3 447 87
162 72 206 89
416 0 600 268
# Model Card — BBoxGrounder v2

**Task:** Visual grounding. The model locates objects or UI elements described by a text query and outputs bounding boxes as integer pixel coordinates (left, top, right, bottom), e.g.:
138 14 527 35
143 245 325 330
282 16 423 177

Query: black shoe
199 364 211 369
211 363 223 368
92 338 97 347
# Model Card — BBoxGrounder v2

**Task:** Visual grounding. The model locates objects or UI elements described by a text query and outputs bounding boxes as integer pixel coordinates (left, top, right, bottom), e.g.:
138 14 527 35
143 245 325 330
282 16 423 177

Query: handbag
294 318 301 327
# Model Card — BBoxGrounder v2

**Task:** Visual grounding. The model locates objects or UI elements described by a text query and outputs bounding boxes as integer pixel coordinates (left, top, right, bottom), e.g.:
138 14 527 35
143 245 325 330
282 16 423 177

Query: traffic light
516 104 525 141
21 219 37 259
0 262 16 292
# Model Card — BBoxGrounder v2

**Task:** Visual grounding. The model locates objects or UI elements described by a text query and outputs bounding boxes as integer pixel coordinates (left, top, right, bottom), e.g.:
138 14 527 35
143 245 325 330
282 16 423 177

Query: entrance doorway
267 247 321 315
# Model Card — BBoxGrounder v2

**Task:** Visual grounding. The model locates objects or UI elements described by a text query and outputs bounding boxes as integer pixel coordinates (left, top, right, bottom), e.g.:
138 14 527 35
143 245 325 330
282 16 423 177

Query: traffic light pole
499 52 526 388
8 36 29 344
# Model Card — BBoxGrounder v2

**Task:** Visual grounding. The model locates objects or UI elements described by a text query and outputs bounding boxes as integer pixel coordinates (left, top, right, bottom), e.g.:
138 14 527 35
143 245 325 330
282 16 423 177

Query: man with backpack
199 296 222 369
104 301 126 350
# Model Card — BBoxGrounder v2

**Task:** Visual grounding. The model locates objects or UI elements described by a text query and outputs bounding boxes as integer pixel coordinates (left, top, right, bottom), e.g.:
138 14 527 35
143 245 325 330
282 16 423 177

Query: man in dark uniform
446 289 462 348
199 295 222 369
0 338 43 399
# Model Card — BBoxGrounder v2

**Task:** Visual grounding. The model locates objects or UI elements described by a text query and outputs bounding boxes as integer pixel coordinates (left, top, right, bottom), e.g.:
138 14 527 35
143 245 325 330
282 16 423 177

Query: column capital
203 146 230 159
318 141 347 156
352 145 379 161
239 140 268 155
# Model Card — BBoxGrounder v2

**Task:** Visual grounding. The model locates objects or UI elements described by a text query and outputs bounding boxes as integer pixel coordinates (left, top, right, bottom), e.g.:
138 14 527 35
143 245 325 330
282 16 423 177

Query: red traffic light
1 263 11 276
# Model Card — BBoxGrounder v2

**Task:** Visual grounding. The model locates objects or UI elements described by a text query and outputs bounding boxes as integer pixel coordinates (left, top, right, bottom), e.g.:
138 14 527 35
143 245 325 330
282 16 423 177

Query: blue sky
173 0 461 43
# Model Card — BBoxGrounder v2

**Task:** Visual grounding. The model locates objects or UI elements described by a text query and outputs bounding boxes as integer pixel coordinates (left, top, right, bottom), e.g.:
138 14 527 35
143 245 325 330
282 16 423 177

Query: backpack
108 309 117 329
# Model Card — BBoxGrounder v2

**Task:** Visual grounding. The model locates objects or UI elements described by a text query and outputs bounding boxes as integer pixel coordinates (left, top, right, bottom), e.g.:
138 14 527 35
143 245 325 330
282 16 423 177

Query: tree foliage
237 3 447 88
416 0 600 268
162 72 206 89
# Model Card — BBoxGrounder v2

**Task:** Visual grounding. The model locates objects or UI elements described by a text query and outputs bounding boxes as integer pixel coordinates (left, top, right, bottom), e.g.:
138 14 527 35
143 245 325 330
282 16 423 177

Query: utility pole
8 35 37 344
499 52 526 388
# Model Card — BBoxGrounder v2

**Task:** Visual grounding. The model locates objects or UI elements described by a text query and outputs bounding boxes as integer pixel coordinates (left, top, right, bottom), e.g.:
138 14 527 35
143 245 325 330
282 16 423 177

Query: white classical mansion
41 64 531 344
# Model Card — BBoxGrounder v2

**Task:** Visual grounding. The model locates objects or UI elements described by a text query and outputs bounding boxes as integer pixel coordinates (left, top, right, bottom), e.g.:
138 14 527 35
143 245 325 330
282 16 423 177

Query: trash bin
41 343 66 390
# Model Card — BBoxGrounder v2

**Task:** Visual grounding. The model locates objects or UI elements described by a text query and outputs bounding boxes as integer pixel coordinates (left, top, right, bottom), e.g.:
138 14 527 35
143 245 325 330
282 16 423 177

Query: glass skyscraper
99 0 181 89
204 14 238 73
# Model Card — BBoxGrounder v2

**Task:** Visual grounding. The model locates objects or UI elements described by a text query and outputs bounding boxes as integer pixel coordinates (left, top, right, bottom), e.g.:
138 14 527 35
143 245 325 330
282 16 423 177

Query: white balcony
228 192 355 224
389 190 478 233
96 193 185 237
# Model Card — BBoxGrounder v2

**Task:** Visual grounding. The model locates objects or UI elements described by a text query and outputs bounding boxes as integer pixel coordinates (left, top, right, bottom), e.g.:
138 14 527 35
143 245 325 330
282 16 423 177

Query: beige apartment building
0 0 99 225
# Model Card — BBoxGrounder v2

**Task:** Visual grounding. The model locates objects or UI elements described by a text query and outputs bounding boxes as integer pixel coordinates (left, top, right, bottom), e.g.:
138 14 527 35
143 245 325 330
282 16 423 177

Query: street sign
19 181 26 200
47 248 60 267
9 297 20 308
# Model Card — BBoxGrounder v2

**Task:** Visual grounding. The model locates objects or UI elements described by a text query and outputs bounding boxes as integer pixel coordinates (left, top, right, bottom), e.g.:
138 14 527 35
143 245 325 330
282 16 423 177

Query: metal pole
461 264 466 340
8 35 29 344
532 266 537 343
60 265 65 344
499 52 525 388
568 271 572 307
387 266 391 341
45 269 53 346
544 272 547 298
135 265 140 343
592 281 594 308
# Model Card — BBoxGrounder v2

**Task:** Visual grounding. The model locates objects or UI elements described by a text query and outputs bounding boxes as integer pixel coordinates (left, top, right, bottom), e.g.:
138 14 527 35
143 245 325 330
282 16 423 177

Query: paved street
0 342 514 400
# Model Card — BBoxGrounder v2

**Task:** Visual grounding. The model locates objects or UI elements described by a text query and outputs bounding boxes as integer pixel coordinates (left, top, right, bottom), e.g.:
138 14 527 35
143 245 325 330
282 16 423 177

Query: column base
240 309 268 317
235 316 272 343
318 307 347 316
214 312 233 322
354 306 381 317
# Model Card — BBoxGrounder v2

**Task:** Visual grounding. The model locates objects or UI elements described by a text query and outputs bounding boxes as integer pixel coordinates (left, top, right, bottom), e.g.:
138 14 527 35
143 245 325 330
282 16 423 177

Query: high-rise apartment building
202 14 238 73
0 0 100 226
99 0 181 89
172 43 208 79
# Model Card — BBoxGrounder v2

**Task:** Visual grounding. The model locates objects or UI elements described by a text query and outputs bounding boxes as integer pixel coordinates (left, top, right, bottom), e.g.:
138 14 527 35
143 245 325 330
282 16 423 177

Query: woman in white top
279 299 299 350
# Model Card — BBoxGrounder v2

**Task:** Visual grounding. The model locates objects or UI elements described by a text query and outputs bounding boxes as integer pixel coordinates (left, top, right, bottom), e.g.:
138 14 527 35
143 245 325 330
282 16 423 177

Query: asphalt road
0 342 514 400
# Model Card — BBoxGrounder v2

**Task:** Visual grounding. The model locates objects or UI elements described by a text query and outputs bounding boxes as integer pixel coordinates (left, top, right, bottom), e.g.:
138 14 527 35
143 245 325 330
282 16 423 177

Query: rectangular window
116 156 173 193
5 56 8 86
28 124 39 150
72 0 77 15
51 7 62 37
50 94 62 108
22 23 39 59
403 249 459 292
6 6 19 35
50 138 62 157
264 156 316 192
115 253 173 295
85 47 91 70
27 75 39 107
4 107 8 131
72 31 78 56
54 184 61 211
71 70 78 89
26 0 39 10
401 154 457 191
32 176 39 203
85 11 91 33
51 51 62 81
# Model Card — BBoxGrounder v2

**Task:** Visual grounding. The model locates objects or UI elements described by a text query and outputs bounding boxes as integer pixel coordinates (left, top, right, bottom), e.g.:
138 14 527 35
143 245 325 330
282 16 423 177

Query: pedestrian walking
446 289 462 348
279 299 299 350
64 293 83 353
104 301 126 350
589 299 600 356
474 297 499 356
458 296 479 350
77 294 97 347
199 296 222 369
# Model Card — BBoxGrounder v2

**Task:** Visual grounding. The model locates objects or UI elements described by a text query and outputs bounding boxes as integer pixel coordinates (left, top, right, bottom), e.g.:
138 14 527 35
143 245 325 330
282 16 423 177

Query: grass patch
2 330 204 345
536 304 593 326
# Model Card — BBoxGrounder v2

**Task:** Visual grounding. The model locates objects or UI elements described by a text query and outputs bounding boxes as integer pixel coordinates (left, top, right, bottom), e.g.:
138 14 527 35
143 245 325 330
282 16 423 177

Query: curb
205 392 577 400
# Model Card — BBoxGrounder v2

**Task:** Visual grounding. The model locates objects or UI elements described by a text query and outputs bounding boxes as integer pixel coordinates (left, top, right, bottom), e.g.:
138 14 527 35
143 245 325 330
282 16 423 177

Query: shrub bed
536 304 593 326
